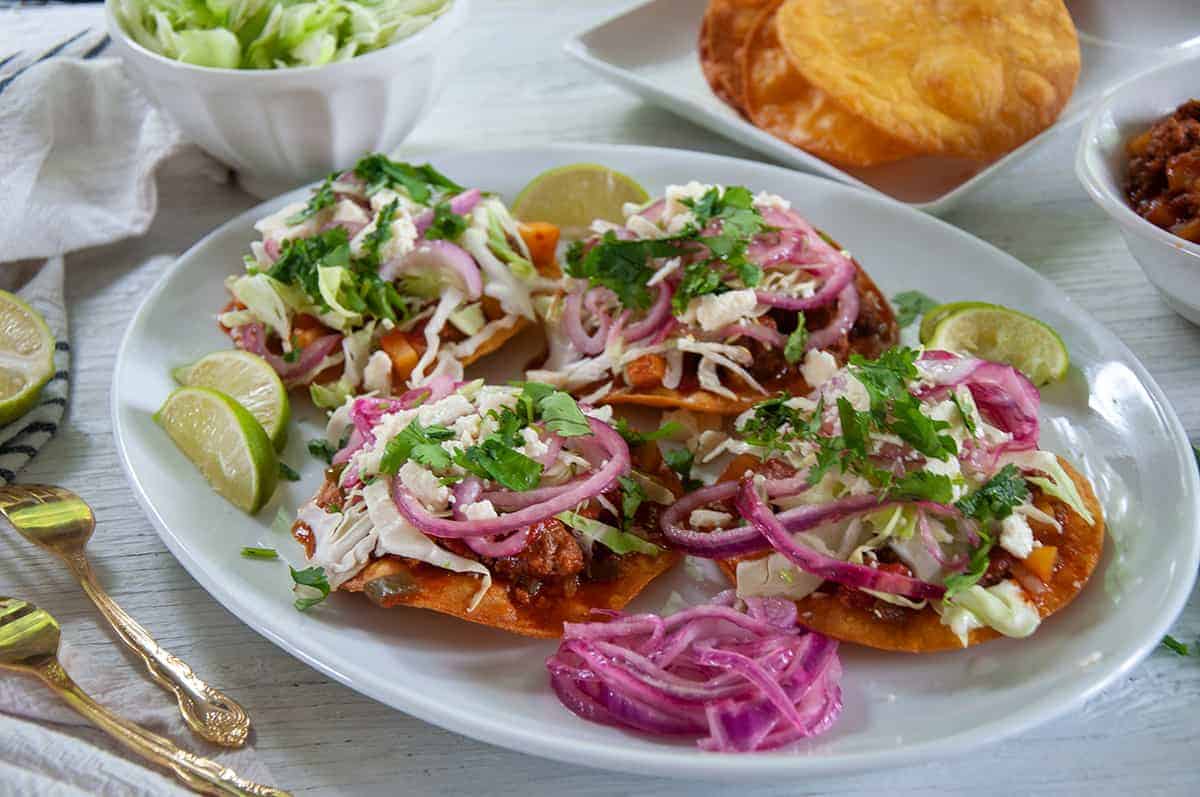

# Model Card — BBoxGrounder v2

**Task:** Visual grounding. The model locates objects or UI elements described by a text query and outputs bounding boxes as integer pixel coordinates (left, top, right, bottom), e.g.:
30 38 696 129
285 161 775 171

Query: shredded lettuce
227 272 307 344
999 450 1095 525
114 0 452 69
310 380 351 409
556 511 663 557
316 265 364 329
940 580 1041 646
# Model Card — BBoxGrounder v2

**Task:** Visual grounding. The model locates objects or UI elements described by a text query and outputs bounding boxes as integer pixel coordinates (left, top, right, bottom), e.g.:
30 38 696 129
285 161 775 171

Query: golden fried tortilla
699 0 775 112
721 457 1104 652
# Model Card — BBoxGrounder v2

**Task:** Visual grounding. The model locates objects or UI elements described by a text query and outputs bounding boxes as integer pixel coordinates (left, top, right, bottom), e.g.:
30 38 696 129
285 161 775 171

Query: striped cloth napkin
0 2 218 482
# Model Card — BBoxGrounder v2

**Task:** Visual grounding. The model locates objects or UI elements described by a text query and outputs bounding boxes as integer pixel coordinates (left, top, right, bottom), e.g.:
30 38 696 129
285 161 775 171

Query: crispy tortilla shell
604 261 898 415
340 549 680 638
740 2 915 167
721 457 1104 652
459 317 532 367
699 0 775 111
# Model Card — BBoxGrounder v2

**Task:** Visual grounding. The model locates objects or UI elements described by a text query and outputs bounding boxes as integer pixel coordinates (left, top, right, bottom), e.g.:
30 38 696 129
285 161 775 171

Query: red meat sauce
1125 99 1200 242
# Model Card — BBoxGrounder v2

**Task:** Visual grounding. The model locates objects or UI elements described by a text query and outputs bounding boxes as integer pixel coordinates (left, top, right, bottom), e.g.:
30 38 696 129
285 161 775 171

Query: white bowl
1076 54 1200 325
105 0 470 198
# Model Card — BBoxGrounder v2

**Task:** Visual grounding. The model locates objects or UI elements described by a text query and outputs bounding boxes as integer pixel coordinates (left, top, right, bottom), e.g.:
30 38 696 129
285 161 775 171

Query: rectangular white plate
565 0 1200 214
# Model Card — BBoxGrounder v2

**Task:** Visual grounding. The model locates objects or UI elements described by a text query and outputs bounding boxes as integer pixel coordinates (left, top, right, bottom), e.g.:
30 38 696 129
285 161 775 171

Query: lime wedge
173 350 290 450
512 163 649 238
0 290 55 425
925 304 1069 386
918 301 993 343
155 387 278 513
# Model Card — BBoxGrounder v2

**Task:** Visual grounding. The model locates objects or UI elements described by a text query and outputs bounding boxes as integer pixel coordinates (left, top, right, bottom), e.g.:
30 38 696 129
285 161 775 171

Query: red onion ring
623 282 673 343
736 481 947 601
564 288 610 356
804 282 860 351
716 322 786 347
379 240 483 300
746 230 806 268
389 417 630 540
233 323 343 388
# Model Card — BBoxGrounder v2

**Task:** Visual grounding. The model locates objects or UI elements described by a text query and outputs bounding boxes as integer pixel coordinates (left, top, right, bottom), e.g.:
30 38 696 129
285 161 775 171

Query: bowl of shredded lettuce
106 0 467 196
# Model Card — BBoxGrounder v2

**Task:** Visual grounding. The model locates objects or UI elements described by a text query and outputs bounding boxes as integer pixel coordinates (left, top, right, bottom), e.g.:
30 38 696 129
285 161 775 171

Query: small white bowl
1076 55 1200 325
105 0 470 198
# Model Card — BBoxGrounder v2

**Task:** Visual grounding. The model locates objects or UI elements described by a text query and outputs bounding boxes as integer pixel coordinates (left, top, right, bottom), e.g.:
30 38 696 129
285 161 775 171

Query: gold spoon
0 597 288 796
0 485 250 748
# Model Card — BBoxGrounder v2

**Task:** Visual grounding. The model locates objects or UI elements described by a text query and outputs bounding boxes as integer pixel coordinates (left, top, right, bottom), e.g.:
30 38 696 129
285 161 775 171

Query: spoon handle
36 659 288 796
67 553 251 748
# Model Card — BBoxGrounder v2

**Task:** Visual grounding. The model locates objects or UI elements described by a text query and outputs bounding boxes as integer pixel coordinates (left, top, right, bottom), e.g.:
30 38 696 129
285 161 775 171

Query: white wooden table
8 2 1200 793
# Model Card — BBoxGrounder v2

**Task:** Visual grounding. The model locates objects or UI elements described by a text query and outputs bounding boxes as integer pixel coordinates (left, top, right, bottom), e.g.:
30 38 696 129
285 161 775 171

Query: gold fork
0 485 250 747
0 597 288 796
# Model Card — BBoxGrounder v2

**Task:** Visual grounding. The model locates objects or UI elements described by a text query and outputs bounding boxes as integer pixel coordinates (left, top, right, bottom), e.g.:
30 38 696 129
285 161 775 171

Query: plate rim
112 142 1200 780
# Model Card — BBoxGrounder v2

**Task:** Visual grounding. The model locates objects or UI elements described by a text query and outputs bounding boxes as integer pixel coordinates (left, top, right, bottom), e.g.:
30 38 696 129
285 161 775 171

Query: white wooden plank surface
4 2 1199 794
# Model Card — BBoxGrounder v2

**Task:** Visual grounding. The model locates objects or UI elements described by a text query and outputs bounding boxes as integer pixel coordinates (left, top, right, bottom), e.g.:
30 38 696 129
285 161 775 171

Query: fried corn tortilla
699 0 775 111
741 2 915 167
339 549 681 639
721 457 1104 653
603 261 898 415
775 0 1080 160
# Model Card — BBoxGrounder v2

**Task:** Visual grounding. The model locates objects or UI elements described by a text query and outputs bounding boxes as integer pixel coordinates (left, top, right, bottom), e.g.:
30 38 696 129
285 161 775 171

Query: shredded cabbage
317 266 364 330
940 580 1041 646
114 0 452 69
227 272 307 343
556 511 664 556
998 450 1095 525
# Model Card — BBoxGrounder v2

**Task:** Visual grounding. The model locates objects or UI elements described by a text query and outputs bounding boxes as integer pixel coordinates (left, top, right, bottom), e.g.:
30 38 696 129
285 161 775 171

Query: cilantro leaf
290 566 331 611
837 397 871 458
424 201 469 241
278 461 301 482
942 531 994 600
955 464 1028 523
618 474 646 532
1162 634 1192 656
538 391 591 437
892 290 940 328
307 438 337 464
736 394 805 453
672 260 726 315
850 348 957 461
379 421 455 475
952 389 978 437
784 313 807 364
266 227 351 308
663 447 700 491
352 154 462 203
454 439 543 491
358 199 397 267
564 233 682 310
615 418 683 446
286 172 338 225
890 471 954 503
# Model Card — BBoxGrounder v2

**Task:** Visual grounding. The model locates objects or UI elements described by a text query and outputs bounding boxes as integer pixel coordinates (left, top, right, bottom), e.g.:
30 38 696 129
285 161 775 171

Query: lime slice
0 290 55 426
173 350 290 450
155 387 279 513
512 163 649 238
917 301 993 343
926 304 1069 386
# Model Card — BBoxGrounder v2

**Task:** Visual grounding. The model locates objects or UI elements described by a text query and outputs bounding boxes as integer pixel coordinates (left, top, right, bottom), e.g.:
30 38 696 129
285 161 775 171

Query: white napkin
0 8 276 792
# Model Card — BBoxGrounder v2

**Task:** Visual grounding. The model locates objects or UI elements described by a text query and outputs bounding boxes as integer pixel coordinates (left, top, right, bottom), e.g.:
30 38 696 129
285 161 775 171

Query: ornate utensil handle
37 659 288 796
67 553 250 748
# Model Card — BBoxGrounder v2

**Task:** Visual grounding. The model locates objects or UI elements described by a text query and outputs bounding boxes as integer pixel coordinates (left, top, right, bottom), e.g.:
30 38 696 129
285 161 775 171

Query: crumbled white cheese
687 289 760 332
416 393 474 427
626 214 664 239
753 191 791 211
688 509 733 529
397 461 451 512
800 349 838 388
362 350 393 395
518 426 550 460
462 500 499 520
999 512 1035 559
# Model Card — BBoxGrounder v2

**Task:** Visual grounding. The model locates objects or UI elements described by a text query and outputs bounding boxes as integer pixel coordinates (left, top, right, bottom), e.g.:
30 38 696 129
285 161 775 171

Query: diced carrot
719 454 760 483
380 328 422 383
518 221 561 275
625 353 667 390
292 314 330 349
1022 545 1058 583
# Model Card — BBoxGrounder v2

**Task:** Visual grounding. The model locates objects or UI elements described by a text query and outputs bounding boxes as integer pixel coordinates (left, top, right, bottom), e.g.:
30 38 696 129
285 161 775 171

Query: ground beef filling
1125 99 1200 242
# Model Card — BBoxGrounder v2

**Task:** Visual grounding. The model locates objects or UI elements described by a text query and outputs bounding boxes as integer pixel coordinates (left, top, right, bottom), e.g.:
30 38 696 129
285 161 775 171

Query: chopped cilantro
352 154 462 203
286 172 338 225
736 394 805 453
618 474 646 532
955 464 1028 523
308 438 337 464
358 199 397 267
784 313 807 364
454 439 542 492
890 471 954 503
378 421 455 475
1162 634 1192 656
282 348 300 363
290 565 330 611
539 391 591 437
615 418 683 446
942 529 994 600
672 260 727 315
278 461 301 482
241 546 278 560
564 233 682 310
952 389 978 437
836 397 871 459
849 348 957 461
266 227 351 309
892 290 939 328
424 201 469 241
663 447 700 491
